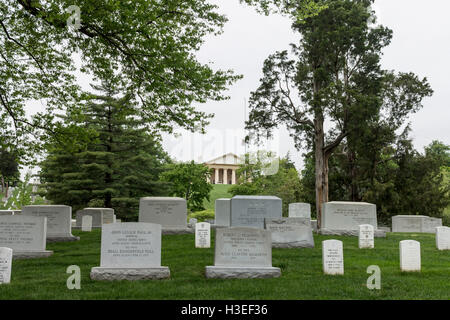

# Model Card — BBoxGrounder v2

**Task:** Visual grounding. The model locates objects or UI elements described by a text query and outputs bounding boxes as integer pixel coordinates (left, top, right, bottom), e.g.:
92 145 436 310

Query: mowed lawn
1 229 449 300
203 184 233 211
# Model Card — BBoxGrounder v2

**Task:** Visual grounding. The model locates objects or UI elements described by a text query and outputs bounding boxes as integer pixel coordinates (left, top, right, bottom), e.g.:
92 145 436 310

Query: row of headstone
214 197 316 248
320 202 386 237
392 215 442 233
215 199 388 238
323 238 424 275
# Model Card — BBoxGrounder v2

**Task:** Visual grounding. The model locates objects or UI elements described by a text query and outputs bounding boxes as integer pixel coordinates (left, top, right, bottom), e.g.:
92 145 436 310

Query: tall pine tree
39 83 171 220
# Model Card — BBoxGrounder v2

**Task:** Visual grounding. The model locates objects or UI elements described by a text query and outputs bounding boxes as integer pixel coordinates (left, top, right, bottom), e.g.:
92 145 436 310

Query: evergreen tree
39 83 171 220
243 0 432 226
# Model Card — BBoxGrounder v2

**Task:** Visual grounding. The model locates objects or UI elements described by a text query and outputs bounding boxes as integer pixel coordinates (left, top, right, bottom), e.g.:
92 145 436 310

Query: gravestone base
47 235 80 243
211 224 227 230
90 267 170 281
311 220 318 232
72 226 102 230
162 227 195 235
272 241 314 249
319 229 386 238
13 250 53 260
205 266 281 279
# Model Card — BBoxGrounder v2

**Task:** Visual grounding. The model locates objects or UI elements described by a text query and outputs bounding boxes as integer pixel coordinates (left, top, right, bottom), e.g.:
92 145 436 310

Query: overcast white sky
23 0 450 174
162 0 450 170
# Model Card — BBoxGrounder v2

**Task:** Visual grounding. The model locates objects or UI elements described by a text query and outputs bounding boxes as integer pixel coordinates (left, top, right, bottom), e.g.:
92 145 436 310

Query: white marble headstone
421 217 443 233
215 198 231 227
399 240 421 272
0 247 13 284
22 205 74 239
322 240 344 275
359 224 375 249
436 226 450 250
82 215 93 232
230 196 282 229
264 218 314 248
195 222 211 248
0 215 47 252
84 208 115 224
214 227 272 267
392 215 442 233
76 209 103 228
100 223 162 268
321 202 377 231
138 197 187 228
288 203 311 219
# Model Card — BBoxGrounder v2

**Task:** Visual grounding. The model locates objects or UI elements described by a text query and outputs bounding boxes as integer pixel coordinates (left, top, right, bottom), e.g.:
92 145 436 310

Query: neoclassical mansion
204 153 241 185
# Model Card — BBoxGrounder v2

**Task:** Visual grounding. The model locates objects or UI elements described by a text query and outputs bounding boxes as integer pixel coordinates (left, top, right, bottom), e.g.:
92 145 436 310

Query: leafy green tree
241 0 328 20
300 130 450 224
390 138 450 220
0 0 240 160
39 84 171 219
160 161 213 212
425 141 450 168
243 0 432 226
0 172 46 210
0 148 20 194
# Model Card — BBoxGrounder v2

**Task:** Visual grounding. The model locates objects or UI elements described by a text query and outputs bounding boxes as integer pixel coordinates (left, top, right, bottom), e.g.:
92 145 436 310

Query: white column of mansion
211 166 237 185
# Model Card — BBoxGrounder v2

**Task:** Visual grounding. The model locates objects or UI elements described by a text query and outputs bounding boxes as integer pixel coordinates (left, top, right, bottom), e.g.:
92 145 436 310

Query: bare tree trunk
347 149 359 201
314 114 327 229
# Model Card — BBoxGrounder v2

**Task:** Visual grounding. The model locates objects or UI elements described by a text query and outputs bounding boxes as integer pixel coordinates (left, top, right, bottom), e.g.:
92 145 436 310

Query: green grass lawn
1 229 449 300
203 184 233 211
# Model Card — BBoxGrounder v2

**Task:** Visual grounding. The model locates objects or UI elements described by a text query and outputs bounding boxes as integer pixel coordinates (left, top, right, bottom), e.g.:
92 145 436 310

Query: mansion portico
204 153 241 185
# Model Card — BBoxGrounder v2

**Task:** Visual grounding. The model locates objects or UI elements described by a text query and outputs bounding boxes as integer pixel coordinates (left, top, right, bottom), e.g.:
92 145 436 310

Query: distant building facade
204 153 241 185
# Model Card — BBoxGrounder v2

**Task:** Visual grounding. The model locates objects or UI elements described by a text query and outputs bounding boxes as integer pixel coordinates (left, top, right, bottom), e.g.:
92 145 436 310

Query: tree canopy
39 83 172 219
160 161 213 212
0 0 240 164
244 0 432 226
